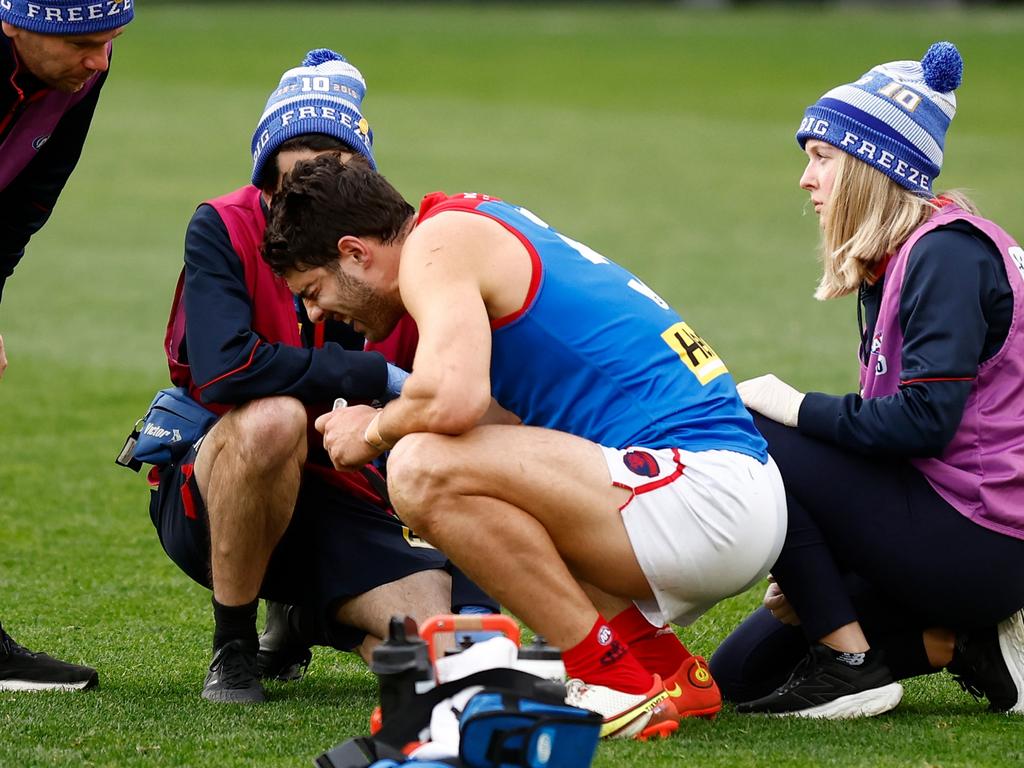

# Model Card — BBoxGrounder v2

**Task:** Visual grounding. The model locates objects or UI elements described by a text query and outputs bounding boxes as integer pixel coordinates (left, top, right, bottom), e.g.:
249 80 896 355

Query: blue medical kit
116 386 217 471
316 672 600 768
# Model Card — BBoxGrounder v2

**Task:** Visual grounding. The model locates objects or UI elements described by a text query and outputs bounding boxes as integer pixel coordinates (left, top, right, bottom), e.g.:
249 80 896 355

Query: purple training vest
860 205 1024 540
0 50 107 191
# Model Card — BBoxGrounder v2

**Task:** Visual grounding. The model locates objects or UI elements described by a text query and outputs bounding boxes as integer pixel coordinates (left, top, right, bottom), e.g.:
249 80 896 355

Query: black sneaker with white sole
0 623 98 692
949 608 1024 714
736 644 903 719
202 639 265 704
256 602 312 682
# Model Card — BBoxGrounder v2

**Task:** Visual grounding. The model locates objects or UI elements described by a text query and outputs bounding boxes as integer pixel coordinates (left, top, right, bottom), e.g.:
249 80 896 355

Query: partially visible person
0 0 133 691
147 50 493 705
261 158 787 738
710 41 1024 719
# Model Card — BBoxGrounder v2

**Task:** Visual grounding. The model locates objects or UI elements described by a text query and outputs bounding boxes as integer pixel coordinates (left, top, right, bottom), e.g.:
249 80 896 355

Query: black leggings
710 414 1024 702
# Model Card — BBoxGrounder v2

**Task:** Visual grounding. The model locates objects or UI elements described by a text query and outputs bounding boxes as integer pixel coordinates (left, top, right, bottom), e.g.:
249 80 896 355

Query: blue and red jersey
417 192 767 461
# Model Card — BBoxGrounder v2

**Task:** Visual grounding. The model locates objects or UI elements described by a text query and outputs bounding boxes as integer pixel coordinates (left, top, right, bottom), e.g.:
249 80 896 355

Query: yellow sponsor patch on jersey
661 321 728 385
403 526 436 549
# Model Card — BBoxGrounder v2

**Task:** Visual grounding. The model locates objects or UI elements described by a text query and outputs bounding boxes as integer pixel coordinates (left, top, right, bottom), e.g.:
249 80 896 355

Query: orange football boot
661 655 721 719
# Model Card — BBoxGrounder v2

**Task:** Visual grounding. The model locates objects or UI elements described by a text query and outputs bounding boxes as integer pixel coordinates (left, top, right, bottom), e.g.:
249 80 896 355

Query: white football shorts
600 446 787 627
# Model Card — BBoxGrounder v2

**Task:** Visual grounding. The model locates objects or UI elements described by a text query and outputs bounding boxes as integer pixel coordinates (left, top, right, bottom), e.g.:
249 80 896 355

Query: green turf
1 3 1022 766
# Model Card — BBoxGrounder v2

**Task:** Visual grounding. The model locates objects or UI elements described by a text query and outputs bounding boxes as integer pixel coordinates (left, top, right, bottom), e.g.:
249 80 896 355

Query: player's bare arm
315 211 529 469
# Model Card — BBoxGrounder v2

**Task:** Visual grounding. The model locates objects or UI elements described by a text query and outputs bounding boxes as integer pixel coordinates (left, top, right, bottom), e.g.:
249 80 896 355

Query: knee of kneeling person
222 396 308 467
387 433 457 533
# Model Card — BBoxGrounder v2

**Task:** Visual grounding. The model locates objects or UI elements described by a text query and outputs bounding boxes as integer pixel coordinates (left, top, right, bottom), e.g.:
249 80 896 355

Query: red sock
562 615 653 694
609 604 691 678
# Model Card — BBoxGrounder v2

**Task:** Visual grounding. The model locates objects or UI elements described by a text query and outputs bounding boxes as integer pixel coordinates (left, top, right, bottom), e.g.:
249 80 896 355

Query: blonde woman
709 42 1024 719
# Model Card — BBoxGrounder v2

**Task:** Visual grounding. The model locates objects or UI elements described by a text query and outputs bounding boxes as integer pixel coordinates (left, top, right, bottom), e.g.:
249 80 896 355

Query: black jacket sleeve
0 71 107 302
182 203 388 405
798 225 1012 457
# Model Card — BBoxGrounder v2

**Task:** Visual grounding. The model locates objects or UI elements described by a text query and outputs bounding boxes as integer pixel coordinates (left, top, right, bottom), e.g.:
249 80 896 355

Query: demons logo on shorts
623 450 659 478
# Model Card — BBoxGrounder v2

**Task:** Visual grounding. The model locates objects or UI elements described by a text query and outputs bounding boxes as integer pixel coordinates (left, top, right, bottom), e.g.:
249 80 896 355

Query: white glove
736 374 805 427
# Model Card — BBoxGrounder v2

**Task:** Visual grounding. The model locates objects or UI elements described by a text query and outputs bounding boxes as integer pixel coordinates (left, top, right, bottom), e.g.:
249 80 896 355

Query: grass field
1 2 1023 766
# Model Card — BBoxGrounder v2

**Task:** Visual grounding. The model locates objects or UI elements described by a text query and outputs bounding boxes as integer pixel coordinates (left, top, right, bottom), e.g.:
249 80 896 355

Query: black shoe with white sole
0 623 98 692
950 608 1024 714
202 639 265 704
736 644 903 719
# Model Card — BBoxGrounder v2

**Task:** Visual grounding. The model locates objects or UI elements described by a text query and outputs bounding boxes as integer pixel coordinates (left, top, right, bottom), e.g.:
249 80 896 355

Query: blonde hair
814 151 978 300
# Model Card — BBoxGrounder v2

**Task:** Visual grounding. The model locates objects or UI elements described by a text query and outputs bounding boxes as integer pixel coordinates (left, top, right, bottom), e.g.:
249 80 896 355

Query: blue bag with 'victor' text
130 387 217 466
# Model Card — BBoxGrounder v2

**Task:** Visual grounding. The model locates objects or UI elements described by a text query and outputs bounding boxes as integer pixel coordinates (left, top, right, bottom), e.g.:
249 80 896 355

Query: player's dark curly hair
262 153 414 276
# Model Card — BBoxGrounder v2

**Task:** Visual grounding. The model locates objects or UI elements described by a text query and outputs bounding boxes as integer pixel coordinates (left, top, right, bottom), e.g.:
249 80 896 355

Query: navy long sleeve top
181 202 387 406
798 220 1013 457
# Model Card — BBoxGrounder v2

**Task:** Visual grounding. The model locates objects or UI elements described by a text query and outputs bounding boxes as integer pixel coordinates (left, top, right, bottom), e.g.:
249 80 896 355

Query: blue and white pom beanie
797 41 963 195
251 49 376 187
0 0 133 35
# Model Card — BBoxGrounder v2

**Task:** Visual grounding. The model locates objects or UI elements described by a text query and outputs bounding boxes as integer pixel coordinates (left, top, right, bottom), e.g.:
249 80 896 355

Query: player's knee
224 396 307 469
387 433 455 532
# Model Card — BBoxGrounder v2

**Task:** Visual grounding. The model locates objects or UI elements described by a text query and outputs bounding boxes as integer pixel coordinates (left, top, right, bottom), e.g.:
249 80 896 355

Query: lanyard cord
857 282 869 366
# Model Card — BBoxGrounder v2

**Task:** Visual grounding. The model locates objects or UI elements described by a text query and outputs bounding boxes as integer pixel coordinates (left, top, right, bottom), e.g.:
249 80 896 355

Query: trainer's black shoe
736 644 903 719
256 601 312 682
0 623 98 692
949 608 1024 714
202 639 265 704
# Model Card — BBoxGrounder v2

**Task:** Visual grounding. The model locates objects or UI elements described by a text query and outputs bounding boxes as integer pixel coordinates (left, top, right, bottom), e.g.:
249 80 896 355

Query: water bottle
370 616 434 721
